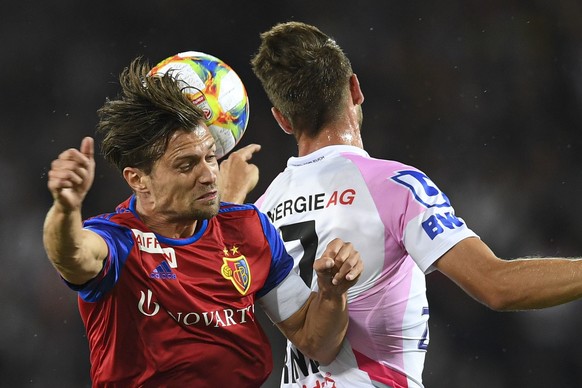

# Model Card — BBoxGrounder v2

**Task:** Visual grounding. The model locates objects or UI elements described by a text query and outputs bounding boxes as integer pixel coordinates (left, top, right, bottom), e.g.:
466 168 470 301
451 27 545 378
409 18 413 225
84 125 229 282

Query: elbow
298 343 340 366
312 342 342 366
452 258 526 312
291 324 345 365
316 354 337 367
473 282 524 312
479 292 514 312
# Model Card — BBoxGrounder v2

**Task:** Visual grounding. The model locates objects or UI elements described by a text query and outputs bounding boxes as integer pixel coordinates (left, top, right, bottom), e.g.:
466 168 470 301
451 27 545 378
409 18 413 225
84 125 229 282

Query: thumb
80 137 94 160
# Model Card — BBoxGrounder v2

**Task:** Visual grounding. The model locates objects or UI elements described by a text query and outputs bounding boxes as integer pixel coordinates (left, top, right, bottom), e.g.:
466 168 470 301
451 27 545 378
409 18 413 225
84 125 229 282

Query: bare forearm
293 292 349 365
44 137 104 284
44 204 83 263
275 239 362 364
43 203 103 284
438 238 582 311
491 257 582 310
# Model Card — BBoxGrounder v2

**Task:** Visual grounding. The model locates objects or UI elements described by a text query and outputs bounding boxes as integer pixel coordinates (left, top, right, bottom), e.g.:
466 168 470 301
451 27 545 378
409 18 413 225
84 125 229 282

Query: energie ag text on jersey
265 188 356 223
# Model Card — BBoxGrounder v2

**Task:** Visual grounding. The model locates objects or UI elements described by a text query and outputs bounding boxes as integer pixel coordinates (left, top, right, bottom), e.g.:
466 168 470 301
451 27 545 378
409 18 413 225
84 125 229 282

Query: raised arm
43 137 108 285
436 236 582 311
275 238 363 365
218 143 261 203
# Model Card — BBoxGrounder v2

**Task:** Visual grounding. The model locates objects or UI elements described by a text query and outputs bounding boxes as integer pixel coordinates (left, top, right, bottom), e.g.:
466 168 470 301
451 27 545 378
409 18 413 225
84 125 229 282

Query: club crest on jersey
221 246 251 295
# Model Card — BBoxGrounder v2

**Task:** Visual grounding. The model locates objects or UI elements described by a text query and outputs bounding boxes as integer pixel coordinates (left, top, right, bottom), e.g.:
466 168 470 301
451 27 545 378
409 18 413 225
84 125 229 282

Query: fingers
233 143 261 161
49 153 88 187
329 240 362 286
47 138 96 204
218 143 261 203
314 238 363 287
222 143 261 166
48 162 86 190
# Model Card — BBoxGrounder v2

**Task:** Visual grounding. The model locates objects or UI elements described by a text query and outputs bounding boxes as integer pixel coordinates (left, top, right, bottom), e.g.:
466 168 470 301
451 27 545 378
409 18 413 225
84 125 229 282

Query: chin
194 201 220 220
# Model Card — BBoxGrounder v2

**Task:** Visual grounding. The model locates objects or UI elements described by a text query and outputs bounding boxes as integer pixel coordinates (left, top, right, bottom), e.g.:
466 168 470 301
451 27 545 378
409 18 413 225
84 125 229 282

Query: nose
197 160 218 184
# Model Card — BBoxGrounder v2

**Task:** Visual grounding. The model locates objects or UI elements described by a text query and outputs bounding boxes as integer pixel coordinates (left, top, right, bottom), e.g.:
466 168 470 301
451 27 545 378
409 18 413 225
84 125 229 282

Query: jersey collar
287 145 369 167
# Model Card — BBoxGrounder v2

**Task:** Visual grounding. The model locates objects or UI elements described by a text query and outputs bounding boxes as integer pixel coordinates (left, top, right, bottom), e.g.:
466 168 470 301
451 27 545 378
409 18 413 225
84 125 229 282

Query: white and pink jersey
255 145 478 388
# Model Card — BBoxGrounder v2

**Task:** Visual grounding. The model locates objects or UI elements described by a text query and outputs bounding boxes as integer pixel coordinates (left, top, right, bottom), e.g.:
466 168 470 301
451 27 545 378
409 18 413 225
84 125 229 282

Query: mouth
197 190 218 201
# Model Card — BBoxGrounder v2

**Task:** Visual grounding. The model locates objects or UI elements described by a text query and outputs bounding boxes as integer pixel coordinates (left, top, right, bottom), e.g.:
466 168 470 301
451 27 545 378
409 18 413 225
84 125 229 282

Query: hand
47 137 95 212
314 238 363 295
219 143 261 203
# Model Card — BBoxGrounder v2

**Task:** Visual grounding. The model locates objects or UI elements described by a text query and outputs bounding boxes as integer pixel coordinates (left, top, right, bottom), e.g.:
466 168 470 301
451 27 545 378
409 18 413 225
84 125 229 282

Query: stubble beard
190 197 220 221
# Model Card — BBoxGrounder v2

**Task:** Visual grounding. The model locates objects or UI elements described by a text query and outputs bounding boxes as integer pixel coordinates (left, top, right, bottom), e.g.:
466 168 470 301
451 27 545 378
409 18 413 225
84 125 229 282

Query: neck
295 97 364 156
135 198 198 239
297 125 363 157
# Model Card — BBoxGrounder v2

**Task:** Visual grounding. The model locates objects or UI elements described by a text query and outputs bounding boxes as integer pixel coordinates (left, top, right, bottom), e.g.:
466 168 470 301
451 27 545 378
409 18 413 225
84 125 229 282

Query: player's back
256 145 429 388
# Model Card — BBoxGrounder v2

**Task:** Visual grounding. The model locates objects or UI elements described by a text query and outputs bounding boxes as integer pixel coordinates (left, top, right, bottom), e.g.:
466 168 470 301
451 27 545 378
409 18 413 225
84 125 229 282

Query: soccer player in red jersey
43 57 363 387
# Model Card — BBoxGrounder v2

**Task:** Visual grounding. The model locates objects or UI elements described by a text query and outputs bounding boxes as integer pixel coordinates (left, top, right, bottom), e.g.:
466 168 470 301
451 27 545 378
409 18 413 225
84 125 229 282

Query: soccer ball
148 51 249 159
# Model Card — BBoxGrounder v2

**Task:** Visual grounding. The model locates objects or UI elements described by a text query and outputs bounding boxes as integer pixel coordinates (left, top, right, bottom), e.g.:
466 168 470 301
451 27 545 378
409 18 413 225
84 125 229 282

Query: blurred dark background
2 0 582 387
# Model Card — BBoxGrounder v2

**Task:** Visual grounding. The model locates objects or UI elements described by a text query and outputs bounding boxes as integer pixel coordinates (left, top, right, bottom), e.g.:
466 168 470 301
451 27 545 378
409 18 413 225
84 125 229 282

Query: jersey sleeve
66 218 134 302
254 208 295 297
257 271 312 323
254 208 312 322
391 169 479 273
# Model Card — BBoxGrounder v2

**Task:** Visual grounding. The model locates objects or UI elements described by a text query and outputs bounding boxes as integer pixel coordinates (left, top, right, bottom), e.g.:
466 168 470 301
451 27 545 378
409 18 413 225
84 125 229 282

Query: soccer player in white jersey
221 21 582 388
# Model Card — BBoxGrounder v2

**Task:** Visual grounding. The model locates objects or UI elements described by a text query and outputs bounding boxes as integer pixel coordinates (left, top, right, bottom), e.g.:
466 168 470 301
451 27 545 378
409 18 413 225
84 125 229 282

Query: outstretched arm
275 238 363 365
436 237 582 311
43 137 108 285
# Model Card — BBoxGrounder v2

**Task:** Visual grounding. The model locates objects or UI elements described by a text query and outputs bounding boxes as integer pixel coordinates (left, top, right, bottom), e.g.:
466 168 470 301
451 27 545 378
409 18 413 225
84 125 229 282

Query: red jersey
71 196 295 387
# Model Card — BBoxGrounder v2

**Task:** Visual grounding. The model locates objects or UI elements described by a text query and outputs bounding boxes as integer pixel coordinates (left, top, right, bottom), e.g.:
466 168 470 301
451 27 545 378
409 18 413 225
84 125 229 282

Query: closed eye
206 153 217 164
178 162 193 172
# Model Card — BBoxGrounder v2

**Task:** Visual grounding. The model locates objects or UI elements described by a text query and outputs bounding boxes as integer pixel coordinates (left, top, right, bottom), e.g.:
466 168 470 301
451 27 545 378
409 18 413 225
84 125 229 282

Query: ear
123 167 148 193
271 107 294 135
349 74 364 105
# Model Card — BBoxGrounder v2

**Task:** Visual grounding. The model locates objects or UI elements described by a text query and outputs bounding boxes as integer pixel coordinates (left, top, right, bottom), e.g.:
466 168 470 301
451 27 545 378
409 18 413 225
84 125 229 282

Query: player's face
146 126 220 222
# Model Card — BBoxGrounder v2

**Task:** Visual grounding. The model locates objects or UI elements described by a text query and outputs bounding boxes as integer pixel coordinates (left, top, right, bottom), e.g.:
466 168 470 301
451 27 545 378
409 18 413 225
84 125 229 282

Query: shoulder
218 201 259 215
84 196 141 229
84 209 138 231
218 202 271 228
217 202 280 245
338 152 431 195
83 201 142 242
217 202 265 222
343 152 418 175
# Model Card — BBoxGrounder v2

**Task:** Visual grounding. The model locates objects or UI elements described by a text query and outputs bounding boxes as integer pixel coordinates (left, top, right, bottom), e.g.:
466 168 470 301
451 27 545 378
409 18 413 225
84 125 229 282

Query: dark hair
251 21 353 137
96 57 205 174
